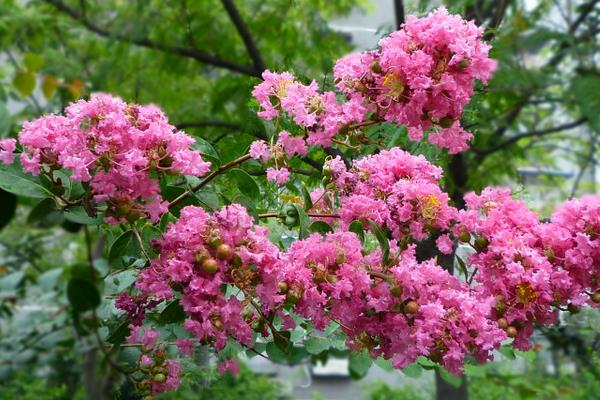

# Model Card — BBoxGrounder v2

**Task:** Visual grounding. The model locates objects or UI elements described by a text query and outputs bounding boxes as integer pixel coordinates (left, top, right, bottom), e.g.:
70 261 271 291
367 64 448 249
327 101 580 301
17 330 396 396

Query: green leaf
401 363 423 378
293 204 311 239
274 330 292 353
27 198 63 228
266 342 288 363
349 350 372 379
0 271 24 291
0 188 16 230
67 278 100 313
369 221 389 264
300 184 313 210
108 230 137 267
0 102 11 137
64 206 103 225
374 357 394 372
23 53 44 72
191 136 220 163
309 221 333 235
13 71 36 97
158 300 186 324
305 337 329 355
571 75 600 132
106 319 131 345
464 363 486 377
0 160 52 198
348 220 364 242
499 344 516 359
438 367 462 388
229 168 260 200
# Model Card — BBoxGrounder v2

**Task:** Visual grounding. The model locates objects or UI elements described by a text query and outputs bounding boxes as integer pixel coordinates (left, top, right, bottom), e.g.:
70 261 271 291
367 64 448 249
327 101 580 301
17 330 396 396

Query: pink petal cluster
281 233 503 374
454 188 576 350
135 204 286 351
13 93 210 222
328 148 457 244
334 7 495 153
0 138 16 164
542 194 600 307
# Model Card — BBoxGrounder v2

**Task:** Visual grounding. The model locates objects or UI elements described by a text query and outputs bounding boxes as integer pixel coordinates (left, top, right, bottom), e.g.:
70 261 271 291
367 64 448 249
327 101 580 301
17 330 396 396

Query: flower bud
474 236 489 252
390 286 403 297
458 230 471 243
458 59 469 69
592 292 600 304
404 300 419 314
497 318 508 330
277 281 289 294
370 61 383 74
202 258 219 274
216 244 232 260
153 373 166 384
567 304 580 314
207 234 222 249
506 326 518 338
439 116 454 128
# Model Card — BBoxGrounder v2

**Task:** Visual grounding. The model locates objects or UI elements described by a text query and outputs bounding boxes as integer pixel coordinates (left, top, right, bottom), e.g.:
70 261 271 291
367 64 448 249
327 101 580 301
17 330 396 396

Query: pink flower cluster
454 188 580 350
127 325 182 396
327 148 457 245
250 8 495 164
542 194 600 307
334 7 496 153
5 94 210 222
280 233 502 374
135 204 288 351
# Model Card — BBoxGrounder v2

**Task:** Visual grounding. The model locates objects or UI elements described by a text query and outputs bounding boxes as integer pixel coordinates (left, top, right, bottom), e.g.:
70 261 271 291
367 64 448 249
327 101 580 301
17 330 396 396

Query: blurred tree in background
0 0 599 399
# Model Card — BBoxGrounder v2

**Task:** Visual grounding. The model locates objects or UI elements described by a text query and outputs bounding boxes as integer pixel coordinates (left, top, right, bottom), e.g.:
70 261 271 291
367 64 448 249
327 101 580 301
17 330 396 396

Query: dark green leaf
106 319 131 345
301 184 313 211
402 363 423 378
293 204 311 239
369 221 389 264
0 188 16 230
0 160 52 198
274 330 291 353
348 220 364 242
108 230 137 267
309 221 333 235
229 168 260 200
191 136 220 163
158 300 186 324
349 350 372 379
67 278 100 313
27 198 63 228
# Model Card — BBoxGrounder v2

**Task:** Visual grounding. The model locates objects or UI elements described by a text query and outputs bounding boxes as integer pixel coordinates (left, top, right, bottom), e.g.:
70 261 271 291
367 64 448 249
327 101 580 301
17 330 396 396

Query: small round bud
458 59 469 69
458 230 471 243
326 274 339 284
404 300 419 314
207 234 222 249
202 258 219 274
277 281 289 294
474 236 489 252
216 244 232 260
439 117 454 128
370 61 383 74
506 326 518 338
153 373 166 384
592 292 600 304
567 304 580 314
497 318 509 330
390 286 403 297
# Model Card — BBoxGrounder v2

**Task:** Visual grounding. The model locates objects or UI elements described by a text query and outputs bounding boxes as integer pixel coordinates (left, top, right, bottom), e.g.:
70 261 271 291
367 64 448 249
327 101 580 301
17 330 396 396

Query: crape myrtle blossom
0 138 16 164
453 188 578 350
326 148 457 247
542 194 600 307
252 7 495 163
3 94 210 223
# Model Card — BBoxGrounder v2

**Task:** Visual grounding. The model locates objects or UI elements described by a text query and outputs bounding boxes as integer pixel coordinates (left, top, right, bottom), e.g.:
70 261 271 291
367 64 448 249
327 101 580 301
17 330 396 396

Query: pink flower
277 131 307 157
218 359 240 376
249 140 271 162
0 138 16 164
176 339 195 356
266 167 290 185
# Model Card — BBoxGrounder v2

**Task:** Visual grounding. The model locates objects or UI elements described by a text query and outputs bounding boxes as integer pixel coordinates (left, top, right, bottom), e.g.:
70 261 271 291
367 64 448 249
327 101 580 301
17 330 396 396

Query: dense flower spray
2 94 210 223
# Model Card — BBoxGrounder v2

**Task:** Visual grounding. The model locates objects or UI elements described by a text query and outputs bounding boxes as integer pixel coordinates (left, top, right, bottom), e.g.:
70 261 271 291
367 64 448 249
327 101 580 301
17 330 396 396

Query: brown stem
257 212 341 219
169 153 252 208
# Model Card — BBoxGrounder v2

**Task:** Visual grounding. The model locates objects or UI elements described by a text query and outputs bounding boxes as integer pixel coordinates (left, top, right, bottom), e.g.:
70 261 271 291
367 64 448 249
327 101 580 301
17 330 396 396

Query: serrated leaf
13 71 36 97
67 278 100 313
229 168 260 200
